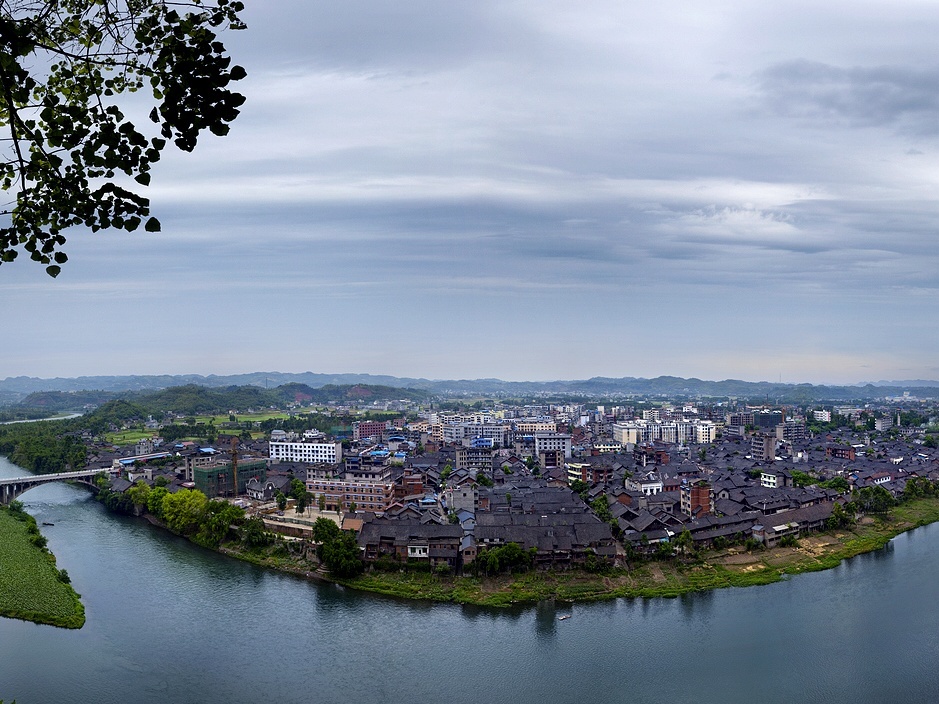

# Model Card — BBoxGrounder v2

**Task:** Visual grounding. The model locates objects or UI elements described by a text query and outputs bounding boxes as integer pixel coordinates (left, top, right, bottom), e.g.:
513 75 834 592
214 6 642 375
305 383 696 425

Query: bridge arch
0 469 112 506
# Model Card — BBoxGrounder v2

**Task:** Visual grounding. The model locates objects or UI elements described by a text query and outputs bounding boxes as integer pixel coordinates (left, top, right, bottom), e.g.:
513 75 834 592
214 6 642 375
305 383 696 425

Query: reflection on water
4 454 939 704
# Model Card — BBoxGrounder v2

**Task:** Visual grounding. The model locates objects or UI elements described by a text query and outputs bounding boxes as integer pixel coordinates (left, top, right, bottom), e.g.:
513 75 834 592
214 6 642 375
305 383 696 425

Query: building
875 417 894 432
776 420 806 443
694 421 717 445
353 421 388 442
269 440 342 464
534 433 572 458
680 480 714 517
193 460 267 498
826 445 856 461
612 422 643 446
455 446 496 471
813 409 832 423
306 475 395 513
750 434 776 462
566 462 614 485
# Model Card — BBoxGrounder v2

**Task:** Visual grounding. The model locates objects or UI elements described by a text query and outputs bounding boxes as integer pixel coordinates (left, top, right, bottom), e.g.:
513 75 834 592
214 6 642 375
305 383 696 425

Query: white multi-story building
612 422 643 446
270 440 342 464
515 420 557 435
813 409 832 423
694 421 717 445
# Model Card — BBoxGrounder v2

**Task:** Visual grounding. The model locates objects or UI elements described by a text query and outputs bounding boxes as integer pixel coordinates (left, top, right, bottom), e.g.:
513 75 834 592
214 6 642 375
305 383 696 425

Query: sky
2 0 939 385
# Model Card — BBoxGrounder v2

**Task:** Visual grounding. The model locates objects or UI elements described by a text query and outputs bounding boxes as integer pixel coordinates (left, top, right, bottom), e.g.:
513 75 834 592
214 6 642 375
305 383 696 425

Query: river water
2 454 939 704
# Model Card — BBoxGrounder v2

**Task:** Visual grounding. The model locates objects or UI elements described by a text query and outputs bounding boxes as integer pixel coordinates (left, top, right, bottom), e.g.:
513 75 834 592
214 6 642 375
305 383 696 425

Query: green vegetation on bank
333 498 939 606
0 502 85 628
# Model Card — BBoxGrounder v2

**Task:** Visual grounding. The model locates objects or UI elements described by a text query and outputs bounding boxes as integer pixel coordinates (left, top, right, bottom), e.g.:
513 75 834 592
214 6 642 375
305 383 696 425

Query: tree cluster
1 0 246 274
311 517 362 578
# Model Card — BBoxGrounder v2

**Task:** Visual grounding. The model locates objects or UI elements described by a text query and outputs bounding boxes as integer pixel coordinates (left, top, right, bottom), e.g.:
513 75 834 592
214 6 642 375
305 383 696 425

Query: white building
694 421 717 445
270 440 342 464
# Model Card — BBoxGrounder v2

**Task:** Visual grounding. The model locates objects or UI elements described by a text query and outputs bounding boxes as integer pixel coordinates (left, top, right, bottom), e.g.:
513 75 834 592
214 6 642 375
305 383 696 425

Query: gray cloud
3 1 939 384
756 60 939 135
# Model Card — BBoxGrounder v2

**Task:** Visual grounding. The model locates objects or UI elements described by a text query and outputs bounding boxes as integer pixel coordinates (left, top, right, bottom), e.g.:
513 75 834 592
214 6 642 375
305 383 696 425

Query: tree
241 515 271 549
126 479 151 507
674 529 694 558
311 516 340 544
146 484 168 518
275 491 287 511
160 487 207 534
295 491 308 515
318 530 363 578
569 479 589 500
0 0 246 275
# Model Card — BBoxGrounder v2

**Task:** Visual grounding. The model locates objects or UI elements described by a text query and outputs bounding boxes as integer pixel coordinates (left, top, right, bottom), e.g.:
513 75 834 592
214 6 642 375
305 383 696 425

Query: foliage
0 422 86 474
673 529 694 557
193 499 243 547
316 529 363 578
825 502 855 530
0 505 85 628
311 517 340 544
590 495 612 523
160 488 208 534
569 479 589 500
904 476 938 500
853 485 896 515
0 0 246 274
126 479 151 507
475 542 536 576
146 485 168 517
819 476 850 492
240 516 272 549
475 471 493 487
790 470 816 488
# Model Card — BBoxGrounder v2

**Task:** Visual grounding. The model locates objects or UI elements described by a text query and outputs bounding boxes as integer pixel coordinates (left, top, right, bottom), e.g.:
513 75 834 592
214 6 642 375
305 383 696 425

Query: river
2 454 939 704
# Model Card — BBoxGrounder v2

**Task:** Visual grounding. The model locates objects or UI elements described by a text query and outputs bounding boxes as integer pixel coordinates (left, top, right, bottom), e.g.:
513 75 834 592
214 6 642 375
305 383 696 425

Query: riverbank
317 499 939 606
0 505 85 628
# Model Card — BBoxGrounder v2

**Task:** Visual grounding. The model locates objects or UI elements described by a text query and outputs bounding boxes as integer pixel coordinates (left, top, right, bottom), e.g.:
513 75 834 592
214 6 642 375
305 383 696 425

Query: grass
196 412 290 425
0 508 85 628
104 429 154 446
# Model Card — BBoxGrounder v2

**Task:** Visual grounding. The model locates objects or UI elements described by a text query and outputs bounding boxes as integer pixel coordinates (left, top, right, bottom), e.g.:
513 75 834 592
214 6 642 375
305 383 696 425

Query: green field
195 411 289 425
104 429 154 445
0 507 85 628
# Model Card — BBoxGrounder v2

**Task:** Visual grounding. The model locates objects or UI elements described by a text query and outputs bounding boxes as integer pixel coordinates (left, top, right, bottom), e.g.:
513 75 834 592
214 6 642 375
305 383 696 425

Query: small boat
42 522 54 526
557 615 571 621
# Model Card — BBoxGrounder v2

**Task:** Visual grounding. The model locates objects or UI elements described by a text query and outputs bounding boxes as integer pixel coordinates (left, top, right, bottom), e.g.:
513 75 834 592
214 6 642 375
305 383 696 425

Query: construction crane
230 436 239 497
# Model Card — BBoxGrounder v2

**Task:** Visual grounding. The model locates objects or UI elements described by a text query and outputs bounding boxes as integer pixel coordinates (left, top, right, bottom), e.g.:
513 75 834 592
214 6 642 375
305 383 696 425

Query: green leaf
134 172 151 186
144 217 161 233
46 265 62 278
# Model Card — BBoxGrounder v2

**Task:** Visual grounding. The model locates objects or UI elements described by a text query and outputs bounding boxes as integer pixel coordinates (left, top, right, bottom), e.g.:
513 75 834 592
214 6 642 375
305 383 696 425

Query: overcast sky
2 0 938 385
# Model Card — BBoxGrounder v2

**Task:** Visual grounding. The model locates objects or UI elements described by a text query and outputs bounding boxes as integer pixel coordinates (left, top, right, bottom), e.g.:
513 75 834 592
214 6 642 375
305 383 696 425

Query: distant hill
4 382 432 415
1 372 937 407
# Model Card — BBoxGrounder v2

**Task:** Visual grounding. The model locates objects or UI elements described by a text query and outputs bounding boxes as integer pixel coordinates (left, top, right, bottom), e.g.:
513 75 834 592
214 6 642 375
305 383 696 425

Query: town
62 387 939 578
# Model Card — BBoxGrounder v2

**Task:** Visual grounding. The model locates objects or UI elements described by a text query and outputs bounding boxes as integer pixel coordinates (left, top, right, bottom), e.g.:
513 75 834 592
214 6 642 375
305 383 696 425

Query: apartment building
270 440 342 464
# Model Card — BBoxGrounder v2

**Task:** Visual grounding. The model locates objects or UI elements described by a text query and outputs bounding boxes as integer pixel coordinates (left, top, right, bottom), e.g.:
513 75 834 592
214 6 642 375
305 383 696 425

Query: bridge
0 468 118 505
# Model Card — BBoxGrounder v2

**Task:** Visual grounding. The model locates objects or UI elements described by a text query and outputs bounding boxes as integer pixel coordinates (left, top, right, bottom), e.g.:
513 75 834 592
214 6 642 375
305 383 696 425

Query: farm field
0 507 85 628
104 429 154 445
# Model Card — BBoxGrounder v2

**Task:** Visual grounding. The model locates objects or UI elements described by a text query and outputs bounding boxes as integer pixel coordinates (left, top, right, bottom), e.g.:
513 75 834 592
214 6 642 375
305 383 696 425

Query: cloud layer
2 1 938 384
